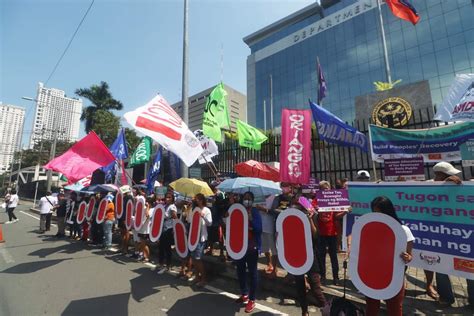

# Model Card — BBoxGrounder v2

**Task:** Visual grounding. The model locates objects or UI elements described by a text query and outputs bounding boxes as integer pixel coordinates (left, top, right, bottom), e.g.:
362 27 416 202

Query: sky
1 0 315 146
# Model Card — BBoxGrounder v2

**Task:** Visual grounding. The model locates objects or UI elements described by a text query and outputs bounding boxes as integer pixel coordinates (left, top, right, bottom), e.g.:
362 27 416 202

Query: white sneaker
5 221 12 224
13 219 19 223
157 267 168 275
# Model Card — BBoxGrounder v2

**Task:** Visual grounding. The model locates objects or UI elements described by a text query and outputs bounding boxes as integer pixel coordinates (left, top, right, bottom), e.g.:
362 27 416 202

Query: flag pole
377 0 392 84
180 0 189 178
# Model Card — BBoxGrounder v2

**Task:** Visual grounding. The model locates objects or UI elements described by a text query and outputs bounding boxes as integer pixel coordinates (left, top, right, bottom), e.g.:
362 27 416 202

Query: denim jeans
103 220 114 247
236 249 259 301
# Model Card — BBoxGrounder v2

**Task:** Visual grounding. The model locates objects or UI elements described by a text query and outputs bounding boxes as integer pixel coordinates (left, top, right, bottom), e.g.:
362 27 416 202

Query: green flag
129 136 152 167
236 120 268 150
203 82 230 142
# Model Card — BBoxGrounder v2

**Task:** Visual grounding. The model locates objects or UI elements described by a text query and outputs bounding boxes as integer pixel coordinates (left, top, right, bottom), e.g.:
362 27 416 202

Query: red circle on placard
116 192 123 218
358 222 395 290
175 221 187 254
189 211 201 246
97 199 107 223
151 208 164 239
126 200 134 229
282 216 307 268
86 197 96 219
135 201 144 228
229 210 244 253
77 201 86 223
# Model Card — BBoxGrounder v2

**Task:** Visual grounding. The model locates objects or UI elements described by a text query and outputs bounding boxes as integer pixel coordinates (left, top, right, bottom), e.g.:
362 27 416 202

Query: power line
45 0 95 85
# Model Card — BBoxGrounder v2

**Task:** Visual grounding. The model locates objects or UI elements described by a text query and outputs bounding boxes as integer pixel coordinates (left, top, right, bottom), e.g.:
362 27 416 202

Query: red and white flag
124 95 203 166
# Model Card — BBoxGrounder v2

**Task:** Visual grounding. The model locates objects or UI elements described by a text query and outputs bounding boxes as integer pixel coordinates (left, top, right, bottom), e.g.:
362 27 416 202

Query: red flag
44 131 115 184
385 0 420 25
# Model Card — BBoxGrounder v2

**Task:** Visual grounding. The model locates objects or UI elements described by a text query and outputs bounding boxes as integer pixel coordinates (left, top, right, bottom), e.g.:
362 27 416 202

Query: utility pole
180 0 189 178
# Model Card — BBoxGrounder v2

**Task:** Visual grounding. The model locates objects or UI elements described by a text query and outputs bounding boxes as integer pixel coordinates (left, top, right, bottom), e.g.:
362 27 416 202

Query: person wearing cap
102 193 115 250
119 185 132 255
356 170 370 181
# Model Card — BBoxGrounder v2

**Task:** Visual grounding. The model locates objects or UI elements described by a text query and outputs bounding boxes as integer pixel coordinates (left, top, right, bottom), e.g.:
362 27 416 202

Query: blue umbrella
83 184 119 193
217 177 281 196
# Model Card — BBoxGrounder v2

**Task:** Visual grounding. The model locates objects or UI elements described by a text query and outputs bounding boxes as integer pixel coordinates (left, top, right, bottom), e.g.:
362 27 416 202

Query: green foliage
91 110 120 147
124 128 142 151
75 81 123 133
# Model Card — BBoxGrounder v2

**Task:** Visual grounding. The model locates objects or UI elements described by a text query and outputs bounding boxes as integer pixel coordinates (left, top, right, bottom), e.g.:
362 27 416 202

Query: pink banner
280 109 311 184
44 131 115 184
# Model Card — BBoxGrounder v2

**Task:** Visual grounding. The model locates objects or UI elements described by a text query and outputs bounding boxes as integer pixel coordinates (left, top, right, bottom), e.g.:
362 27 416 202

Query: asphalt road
0 204 309 316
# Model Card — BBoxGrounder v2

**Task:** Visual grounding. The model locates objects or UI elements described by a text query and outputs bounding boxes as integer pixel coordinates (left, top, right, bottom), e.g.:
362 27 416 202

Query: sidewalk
29 206 472 315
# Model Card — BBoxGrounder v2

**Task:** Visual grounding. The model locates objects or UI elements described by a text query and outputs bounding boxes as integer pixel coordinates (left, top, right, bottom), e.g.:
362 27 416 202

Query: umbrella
217 177 281 196
235 160 280 182
83 184 119 193
64 182 86 192
169 178 214 197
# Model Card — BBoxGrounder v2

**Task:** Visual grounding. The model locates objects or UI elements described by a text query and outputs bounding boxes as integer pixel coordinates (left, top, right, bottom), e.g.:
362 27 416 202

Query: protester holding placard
157 192 178 274
102 194 115 250
136 194 153 263
365 196 414 316
190 193 212 287
119 186 133 255
316 181 348 285
234 192 262 314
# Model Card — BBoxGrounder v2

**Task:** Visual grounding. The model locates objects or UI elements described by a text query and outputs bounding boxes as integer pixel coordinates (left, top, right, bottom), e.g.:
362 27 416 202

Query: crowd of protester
3 161 473 315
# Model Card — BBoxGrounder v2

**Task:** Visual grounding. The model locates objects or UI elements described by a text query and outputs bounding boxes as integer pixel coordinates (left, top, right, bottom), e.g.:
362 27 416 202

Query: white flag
434 74 474 122
194 130 219 164
124 95 203 167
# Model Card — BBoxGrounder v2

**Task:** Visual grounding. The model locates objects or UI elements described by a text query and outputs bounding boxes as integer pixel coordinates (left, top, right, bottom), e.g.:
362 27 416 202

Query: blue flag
169 153 181 181
309 101 368 152
147 147 162 193
317 58 327 104
103 129 129 181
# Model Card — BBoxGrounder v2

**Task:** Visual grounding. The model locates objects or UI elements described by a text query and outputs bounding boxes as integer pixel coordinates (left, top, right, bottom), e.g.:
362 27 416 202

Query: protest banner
133 198 146 230
149 205 164 243
115 191 124 219
301 177 319 194
76 201 87 224
276 208 314 275
369 122 474 162
460 139 474 167
384 157 425 181
125 199 134 230
346 182 474 279
434 74 474 122
280 109 311 184
96 198 108 224
174 220 188 258
316 189 350 212
349 213 408 300
225 203 248 260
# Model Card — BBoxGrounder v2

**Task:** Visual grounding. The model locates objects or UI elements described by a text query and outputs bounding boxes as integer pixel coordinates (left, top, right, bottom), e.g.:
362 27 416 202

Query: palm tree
75 81 123 133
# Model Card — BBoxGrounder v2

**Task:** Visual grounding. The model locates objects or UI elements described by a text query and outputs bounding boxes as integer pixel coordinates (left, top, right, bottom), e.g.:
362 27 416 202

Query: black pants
158 229 174 266
317 235 339 280
6 207 17 221
295 257 327 313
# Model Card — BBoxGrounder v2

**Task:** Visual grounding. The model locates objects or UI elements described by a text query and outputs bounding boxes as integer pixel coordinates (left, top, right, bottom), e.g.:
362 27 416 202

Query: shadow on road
0 258 71 274
166 292 242 316
28 241 87 258
61 292 130 316
129 266 182 302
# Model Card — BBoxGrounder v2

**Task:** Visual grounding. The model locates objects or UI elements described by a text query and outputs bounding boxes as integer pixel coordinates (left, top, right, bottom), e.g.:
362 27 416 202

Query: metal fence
202 107 473 183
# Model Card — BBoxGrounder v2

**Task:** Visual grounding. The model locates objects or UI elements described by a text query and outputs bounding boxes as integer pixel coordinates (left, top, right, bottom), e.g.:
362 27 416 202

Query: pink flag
280 109 311 184
44 131 115 184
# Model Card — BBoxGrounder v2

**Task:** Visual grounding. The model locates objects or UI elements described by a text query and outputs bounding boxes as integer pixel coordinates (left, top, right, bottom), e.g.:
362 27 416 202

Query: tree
124 128 142 151
91 110 120 147
75 81 123 133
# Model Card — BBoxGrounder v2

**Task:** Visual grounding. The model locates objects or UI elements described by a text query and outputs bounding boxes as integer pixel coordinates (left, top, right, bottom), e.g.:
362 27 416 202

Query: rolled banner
125 199 134 230
85 196 96 221
76 201 87 224
116 191 124 219
349 212 407 300
96 198 108 224
187 208 202 252
149 205 165 243
133 198 146 230
173 219 188 258
276 208 314 275
225 203 248 260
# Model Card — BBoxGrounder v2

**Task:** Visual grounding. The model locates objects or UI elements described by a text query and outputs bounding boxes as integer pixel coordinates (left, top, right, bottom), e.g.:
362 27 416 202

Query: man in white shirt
5 189 19 224
38 191 57 233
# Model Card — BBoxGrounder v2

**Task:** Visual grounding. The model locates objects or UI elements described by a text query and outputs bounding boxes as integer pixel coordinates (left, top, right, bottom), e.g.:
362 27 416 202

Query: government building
244 0 474 129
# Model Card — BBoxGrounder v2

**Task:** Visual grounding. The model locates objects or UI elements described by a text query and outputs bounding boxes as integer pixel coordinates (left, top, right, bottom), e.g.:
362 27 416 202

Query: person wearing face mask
234 192 262 314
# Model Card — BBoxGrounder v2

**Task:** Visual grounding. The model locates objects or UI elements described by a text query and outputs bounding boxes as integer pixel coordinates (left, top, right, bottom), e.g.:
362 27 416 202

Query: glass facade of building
244 0 474 129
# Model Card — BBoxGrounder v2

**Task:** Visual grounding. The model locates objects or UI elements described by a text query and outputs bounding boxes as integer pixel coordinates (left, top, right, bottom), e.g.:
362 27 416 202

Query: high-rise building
0 104 25 174
29 82 82 148
171 83 247 132
244 0 474 128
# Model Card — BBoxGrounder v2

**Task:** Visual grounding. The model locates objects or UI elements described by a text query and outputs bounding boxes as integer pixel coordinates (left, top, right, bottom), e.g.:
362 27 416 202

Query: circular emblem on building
372 97 413 127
